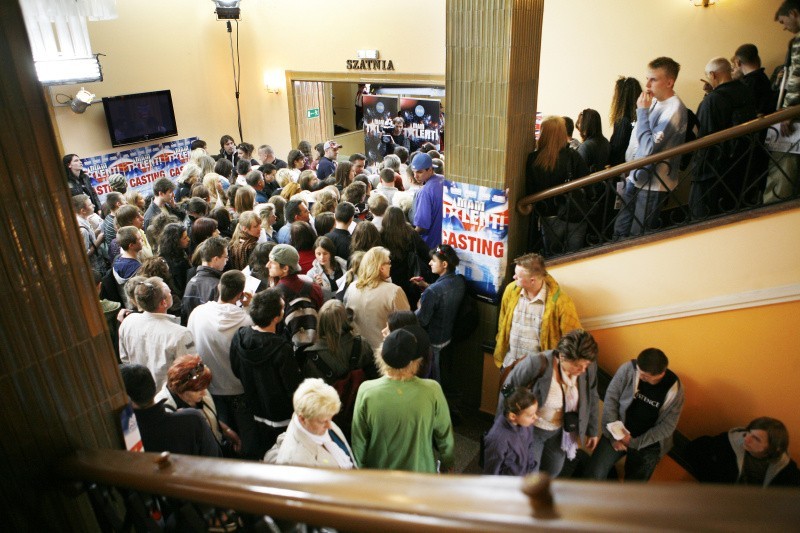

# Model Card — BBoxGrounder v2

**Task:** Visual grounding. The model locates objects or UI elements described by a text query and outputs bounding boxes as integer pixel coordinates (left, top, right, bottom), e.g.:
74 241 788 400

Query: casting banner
362 95 398 164
81 137 197 203
442 180 509 304
398 97 441 152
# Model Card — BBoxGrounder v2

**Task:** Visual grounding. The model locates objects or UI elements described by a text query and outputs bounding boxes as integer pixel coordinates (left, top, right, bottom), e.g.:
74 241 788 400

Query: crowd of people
66 0 799 490
526 3 800 256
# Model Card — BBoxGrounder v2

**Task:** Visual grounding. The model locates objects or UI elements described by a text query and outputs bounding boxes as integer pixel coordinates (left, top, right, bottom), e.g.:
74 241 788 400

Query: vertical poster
362 95 398 164
81 137 197 204
442 180 509 303
120 403 143 452
398 97 441 152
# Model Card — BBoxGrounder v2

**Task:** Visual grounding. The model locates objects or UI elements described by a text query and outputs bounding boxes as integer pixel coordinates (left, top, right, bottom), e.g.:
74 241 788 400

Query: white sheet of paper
242 265 251 276
606 421 628 440
244 275 261 295
765 124 800 154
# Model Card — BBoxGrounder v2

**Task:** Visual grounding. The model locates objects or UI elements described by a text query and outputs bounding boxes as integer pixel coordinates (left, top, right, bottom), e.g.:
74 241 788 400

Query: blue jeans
613 180 668 238
584 435 661 481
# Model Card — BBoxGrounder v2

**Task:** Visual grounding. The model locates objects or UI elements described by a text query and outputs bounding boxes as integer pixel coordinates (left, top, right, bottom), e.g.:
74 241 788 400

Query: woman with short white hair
264 378 355 469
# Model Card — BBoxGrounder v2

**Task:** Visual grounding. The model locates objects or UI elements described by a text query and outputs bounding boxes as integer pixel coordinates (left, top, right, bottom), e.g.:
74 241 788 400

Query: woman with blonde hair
525 115 590 254
311 189 338 217
343 246 410 352
275 168 294 188
256 203 277 243
202 173 226 209
229 211 262 270
125 190 146 212
280 181 301 201
264 378 356 468
176 162 203 202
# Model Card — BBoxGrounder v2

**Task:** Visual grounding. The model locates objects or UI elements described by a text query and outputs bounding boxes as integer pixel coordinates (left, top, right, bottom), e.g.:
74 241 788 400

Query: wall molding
582 283 800 331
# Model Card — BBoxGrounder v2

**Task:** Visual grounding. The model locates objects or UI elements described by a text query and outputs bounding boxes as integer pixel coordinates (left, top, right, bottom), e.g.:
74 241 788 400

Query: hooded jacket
229 326 302 426
187 300 253 396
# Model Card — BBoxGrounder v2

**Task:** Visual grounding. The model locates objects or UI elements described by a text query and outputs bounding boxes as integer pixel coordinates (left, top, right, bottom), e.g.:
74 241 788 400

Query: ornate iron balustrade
58 448 800 532
517 106 800 258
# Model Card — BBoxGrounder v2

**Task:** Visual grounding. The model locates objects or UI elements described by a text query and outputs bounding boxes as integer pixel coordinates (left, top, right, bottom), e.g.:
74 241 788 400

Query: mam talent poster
398 97 441 152
362 95 398 164
442 180 509 304
81 137 197 203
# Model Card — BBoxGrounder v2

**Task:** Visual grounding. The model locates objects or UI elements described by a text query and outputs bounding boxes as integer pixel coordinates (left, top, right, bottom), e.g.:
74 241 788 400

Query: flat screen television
102 90 178 147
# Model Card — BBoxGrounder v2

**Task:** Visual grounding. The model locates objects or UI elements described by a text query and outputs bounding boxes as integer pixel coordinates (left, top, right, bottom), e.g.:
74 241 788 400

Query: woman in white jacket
264 378 356 469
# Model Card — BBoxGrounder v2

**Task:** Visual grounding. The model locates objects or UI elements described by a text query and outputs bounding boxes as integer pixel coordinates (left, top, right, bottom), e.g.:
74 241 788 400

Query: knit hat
410 153 433 171
108 173 127 192
381 328 418 369
269 244 300 274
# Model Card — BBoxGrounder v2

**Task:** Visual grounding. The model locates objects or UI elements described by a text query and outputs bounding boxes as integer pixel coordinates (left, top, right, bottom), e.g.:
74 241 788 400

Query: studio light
69 88 96 114
35 56 103 86
213 0 241 20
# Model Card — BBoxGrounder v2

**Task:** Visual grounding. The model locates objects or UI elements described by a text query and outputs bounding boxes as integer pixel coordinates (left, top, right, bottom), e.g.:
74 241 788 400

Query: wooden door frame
285 71 445 148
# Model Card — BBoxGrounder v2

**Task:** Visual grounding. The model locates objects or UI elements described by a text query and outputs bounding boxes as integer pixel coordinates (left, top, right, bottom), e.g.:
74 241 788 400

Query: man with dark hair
584 348 684 481
184 197 209 236
143 177 181 231
214 158 234 183
325 202 355 260
349 152 367 176
276 199 310 244
102 192 125 246
181 236 229 325
218 134 238 165
564 116 580 150
190 139 207 152
690 57 757 219
764 0 800 204
316 140 340 181
120 363 221 457
113 226 143 280
494 253 581 369
268 244 322 348
230 288 302 454
235 159 252 186
613 56 688 238
410 152 445 248
257 144 287 169
733 43 778 115
187 270 260 458
258 163 280 197
119 276 195 390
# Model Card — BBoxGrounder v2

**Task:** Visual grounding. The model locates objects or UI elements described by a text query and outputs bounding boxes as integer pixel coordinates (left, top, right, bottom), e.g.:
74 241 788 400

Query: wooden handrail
59 449 800 532
517 106 800 215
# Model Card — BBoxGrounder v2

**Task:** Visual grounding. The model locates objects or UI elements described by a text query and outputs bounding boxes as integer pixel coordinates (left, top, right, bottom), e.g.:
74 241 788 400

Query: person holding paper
187 270 261 458
584 348 684 482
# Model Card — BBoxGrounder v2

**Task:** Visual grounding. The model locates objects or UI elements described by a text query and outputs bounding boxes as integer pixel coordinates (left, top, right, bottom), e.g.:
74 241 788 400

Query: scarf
559 364 580 460
295 417 354 470
229 233 258 271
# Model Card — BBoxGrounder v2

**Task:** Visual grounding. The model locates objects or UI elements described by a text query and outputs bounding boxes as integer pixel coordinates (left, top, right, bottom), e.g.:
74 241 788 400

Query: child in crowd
483 385 539 476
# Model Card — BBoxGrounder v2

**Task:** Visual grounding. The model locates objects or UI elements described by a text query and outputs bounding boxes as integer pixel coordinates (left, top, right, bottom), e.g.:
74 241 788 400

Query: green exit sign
307 108 320 119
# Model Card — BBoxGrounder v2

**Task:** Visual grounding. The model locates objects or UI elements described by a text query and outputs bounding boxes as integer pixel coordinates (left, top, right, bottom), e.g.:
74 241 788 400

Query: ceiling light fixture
35 56 103 86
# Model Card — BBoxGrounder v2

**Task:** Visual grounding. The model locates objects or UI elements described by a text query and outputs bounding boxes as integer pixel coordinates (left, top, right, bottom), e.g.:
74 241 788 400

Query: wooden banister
59 449 800 532
517 106 800 215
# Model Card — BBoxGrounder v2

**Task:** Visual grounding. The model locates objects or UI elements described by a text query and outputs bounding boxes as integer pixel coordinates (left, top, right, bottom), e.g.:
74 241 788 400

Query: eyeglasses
181 362 205 384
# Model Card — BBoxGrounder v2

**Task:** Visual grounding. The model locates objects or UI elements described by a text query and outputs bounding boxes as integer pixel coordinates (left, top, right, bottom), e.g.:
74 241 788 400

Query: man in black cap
351 328 454 473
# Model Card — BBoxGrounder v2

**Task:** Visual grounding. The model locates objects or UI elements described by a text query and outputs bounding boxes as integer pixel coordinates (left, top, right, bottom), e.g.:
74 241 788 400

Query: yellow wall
52 1 789 161
547 208 800 457
539 0 790 135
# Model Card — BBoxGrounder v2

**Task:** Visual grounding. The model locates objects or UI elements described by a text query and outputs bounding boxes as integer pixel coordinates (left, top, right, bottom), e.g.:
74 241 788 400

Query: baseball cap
323 140 341 151
269 244 300 274
410 153 433 171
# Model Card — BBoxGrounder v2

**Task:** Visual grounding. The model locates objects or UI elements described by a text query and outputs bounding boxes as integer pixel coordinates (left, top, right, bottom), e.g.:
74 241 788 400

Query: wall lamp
264 71 282 94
